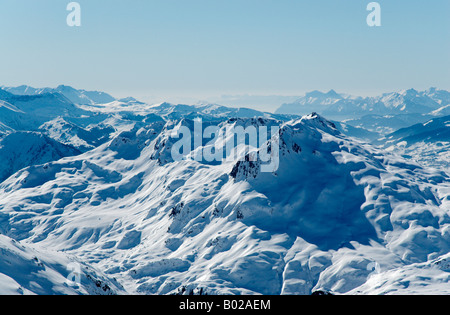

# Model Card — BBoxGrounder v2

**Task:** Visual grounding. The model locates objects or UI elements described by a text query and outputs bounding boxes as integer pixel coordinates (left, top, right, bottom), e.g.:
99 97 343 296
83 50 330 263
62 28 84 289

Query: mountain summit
276 88 450 117
1 85 116 105
0 86 449 295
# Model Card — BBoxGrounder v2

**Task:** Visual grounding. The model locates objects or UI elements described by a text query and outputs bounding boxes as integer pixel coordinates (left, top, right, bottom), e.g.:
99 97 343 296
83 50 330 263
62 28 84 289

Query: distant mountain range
1 85 116 105
276 88 450 118
375 115 450 169
0 84 449 295
2 84 448 142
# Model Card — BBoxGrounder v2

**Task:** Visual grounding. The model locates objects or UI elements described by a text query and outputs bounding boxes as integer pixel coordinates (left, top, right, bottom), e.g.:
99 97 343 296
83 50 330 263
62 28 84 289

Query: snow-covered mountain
276 88 450 119
0 132 81 182
79 100 293 121
0 106 448 295
425 87 450 107
275 90 344 116
343 113 434 135
0 89 88 131
383 115 450 144
431 104 450 117
39 117 115 152
1 85 116 105
0 234 124 295
275 88 450 136
332 120 380 141
377 88 443 114
0 85 449 295
379 115 450 169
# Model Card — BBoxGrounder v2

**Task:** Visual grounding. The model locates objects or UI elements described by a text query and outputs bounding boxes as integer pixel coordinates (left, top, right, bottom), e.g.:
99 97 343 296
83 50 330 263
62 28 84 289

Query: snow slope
0 112 448 295
79 100 292 122
0 132 81 182
276 90 344 116
343 113 432 135
0 234 124 295
39 117 115 152
379 115 450 169
383 115 450 144
1 85 116 105
0 90 88 131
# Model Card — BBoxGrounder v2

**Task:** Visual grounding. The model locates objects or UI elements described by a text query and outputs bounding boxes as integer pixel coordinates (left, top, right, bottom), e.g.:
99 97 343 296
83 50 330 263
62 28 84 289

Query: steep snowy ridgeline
149 116 283 166
1 85 116 105
0 114 448 295
0 132 81 182
0 234 124 295
39 117 115 152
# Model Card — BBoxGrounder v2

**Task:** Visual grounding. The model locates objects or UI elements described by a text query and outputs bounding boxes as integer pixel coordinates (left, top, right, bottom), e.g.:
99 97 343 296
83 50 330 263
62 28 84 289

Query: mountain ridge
0 110 448 295
0 85 449 295
276 88 450 118
1 85 116 105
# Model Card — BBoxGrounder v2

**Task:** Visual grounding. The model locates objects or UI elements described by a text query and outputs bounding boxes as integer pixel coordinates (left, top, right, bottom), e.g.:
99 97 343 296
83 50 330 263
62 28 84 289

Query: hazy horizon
0 0 449 111
2 83 450 112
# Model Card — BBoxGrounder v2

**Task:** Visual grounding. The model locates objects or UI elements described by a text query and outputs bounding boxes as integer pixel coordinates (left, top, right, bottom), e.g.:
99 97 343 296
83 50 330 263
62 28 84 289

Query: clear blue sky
0 0 449 103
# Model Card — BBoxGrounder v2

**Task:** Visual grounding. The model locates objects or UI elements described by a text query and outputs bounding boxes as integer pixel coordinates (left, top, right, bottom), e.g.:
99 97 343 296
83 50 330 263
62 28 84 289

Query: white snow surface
380 115 450 169
0 104 448 295
276 88 450 117
0 234 124 295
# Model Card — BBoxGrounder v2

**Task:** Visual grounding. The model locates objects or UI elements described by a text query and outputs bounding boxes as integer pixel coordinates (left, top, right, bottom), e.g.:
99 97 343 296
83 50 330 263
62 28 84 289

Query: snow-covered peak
304 89 343 100
298 112 338 132
400 88 419 96
0 85 449 295
117 96 145 104
276 88 448 116
0 110 446 295
2 85 116 105
39 117 115 152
